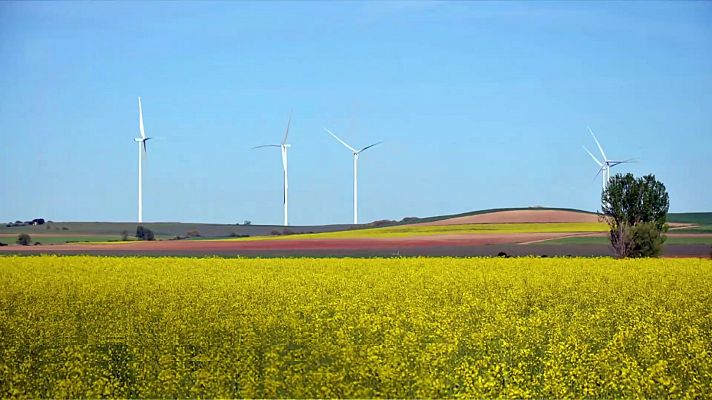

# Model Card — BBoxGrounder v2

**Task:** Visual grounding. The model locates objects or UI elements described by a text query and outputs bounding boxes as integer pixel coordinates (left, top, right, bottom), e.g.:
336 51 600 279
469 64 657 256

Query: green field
0 235 128 245
542 235 712 246
1 256 710 398
670 225 712 234
0 221 354 242
667 212 712 225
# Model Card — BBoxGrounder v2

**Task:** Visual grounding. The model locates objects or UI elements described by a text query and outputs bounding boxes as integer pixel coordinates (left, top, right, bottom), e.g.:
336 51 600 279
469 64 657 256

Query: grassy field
1 256 710 398
542 235 712 246
0 222 355 242
667 212 712 225
670 225 712 234
0 235 127 245
222 222 610 241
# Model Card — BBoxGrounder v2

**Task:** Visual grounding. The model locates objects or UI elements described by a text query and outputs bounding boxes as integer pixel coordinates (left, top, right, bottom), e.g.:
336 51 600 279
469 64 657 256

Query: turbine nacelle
584 127 634 190
324 128 383 225
135 137 152 153
252 113 293 226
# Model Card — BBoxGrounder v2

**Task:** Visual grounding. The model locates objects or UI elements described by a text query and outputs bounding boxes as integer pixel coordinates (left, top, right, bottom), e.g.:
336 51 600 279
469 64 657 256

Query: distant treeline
6 218 47 227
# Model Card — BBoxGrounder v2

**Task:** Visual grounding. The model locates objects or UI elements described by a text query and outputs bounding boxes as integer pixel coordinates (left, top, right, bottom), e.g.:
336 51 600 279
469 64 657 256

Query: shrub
136 226 155 241
629 222 666 258
120 230 129 241
16 233 31 246
185 230 201 238
371 220 395 227
144 228 155 241
271 230 282 236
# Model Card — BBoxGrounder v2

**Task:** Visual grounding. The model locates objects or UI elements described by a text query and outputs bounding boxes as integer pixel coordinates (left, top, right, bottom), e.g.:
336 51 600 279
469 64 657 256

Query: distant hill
394 207 598 226
1 208 708 245
397 208 712 227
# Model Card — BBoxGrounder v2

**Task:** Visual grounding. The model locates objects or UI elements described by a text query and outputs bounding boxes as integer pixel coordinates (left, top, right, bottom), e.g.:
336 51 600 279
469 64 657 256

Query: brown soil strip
415 210 601 226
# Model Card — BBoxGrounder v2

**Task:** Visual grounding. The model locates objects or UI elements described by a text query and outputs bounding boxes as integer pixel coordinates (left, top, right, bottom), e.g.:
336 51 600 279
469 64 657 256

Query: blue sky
1 1 710 225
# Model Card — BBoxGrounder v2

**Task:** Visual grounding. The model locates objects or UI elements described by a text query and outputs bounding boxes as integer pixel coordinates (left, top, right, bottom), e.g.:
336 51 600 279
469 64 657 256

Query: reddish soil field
416 209 602 225
1 232 709 258
0 232 569 253
416 210 692 228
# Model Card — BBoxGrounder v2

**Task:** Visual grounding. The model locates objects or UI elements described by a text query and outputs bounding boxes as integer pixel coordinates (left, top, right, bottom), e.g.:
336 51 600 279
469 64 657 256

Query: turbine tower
134 97 152 224
254 114 292 226
583 127 632 191
325 128 382 225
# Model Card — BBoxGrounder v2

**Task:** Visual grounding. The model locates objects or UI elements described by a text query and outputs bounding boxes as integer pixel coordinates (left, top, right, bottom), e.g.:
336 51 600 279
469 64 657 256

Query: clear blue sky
1 1 710 225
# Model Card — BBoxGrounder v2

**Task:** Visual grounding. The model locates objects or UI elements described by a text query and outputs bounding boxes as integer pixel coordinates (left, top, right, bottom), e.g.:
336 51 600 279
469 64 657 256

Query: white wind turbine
583 127 633 191
134 97 152 224
325 128 383 225
254 114 292 226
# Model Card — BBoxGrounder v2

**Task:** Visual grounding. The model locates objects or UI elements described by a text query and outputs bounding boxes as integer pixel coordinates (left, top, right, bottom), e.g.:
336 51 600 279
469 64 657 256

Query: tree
120 230 129 241
136 226 155 241
601 173 669 258
16 233 32 246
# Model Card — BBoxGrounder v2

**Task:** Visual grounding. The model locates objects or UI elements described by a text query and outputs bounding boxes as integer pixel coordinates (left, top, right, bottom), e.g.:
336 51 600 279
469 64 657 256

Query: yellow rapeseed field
1 255 710 398
219 222 609 241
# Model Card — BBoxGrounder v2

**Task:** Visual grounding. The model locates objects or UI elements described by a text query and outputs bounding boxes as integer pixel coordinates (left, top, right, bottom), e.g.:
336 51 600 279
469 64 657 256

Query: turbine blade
609 158 637 164
282 111 292 145
357 141 384 154
588 127 607 160
138 97 146 139
252 144 281 149
142 139 147 153
281 149 287 172
583 146 603 166
325 128 357 152
608 159 636 168
594 165 605 179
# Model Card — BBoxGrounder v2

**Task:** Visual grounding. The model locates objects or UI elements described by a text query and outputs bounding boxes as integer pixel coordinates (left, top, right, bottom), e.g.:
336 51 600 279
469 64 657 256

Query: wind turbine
325 128 382 225
583 127 632 191
134 97 152 224
254 114 292 226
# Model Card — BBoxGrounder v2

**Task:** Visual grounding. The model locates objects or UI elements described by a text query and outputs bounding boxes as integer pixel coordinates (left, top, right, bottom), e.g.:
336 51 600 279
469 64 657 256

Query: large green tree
601 173 669 258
